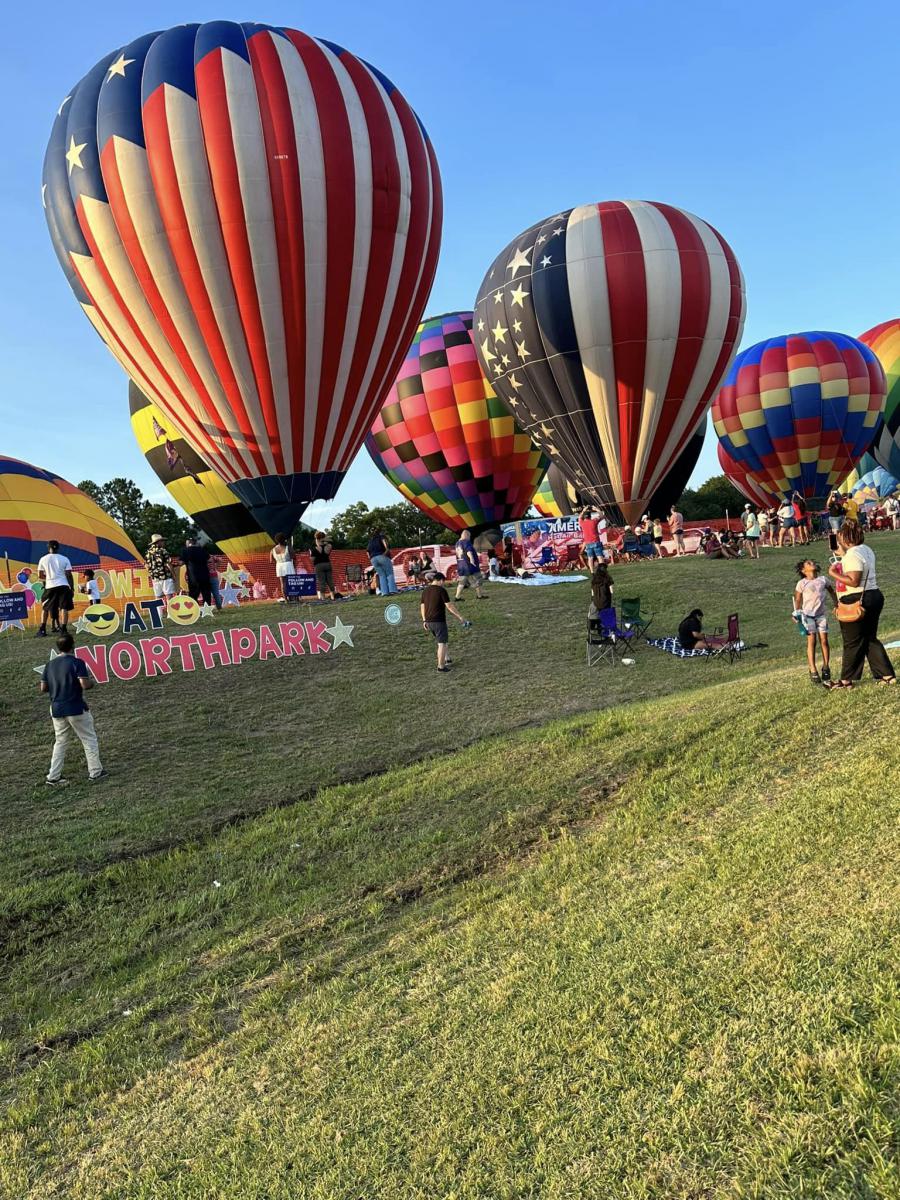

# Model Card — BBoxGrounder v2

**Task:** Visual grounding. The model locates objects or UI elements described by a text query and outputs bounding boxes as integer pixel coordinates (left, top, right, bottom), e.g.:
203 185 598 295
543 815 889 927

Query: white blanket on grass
489 573 588 586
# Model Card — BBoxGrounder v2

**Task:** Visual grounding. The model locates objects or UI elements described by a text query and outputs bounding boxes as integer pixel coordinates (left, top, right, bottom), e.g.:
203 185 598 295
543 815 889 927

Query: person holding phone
825 520 896 688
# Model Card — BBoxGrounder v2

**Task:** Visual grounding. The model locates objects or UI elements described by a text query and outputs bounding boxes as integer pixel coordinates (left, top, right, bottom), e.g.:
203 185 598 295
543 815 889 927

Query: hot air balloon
858 320 900 478
841 451 879 494
850 466 899 501
43 23 442 539
365 312 549 533
472 201 746 525
129 382 272 559
716 441 776 509
532 464 580 519
0 456 140 580
644 422 706 519
712 333 886 503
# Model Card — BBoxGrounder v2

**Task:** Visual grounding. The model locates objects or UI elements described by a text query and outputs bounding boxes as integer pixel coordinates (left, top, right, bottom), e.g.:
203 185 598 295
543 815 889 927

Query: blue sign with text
284 573 317 598
0 593 28 621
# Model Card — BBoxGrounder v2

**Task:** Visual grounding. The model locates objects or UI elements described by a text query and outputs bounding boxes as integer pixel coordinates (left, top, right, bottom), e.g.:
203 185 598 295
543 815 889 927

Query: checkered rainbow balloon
857 319 900 480
712 332 886 504
365 312 549 532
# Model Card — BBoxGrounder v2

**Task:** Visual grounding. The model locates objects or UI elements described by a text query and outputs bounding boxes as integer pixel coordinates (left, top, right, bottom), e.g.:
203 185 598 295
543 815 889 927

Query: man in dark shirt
677 609 710 652
181 537 217 608
39 634 107 785
420 572 470 672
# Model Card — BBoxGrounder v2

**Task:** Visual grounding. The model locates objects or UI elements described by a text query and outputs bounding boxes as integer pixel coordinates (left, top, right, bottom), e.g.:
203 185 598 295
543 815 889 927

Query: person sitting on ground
700 528 738 559
420 571 470 673
792 559 836 685
677 608 712 652
588 562 614 617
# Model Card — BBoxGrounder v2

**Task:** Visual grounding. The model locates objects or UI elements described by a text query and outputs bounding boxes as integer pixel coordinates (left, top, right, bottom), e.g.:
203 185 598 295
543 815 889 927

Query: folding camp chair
587 615 616 667
599 606 638 659
619 597 653 642
343 563 365 594
707 613 742 664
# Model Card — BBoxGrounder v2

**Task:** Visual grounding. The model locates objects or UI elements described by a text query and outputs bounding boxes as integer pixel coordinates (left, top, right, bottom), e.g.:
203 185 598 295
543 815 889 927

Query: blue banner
0 593 28 621
283 573 317 598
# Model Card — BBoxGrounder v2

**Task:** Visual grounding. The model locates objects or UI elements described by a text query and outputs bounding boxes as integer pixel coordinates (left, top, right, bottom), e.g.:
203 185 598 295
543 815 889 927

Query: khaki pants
48 712 103 781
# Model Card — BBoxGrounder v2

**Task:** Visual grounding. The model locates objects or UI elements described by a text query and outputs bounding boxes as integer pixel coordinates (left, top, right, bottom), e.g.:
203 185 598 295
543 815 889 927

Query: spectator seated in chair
620 526 640 561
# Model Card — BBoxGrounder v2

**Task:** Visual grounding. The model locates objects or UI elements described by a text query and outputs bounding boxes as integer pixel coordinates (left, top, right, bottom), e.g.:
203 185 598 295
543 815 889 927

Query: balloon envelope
716 441 777 509
365 312 549 533
645 422 706 519
712 332 886 504
0 456 140 576
473 200 746 524
43 23 442 538
851 466 899 499
858 319 900 479
532 464 580 518
129 382 272 558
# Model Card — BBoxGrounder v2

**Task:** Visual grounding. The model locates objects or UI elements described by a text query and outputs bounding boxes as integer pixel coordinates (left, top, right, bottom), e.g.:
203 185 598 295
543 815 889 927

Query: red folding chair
707 613 742 664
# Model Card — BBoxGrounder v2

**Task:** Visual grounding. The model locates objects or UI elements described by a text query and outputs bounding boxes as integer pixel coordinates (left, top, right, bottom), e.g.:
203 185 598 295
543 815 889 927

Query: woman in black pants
826 520 896 689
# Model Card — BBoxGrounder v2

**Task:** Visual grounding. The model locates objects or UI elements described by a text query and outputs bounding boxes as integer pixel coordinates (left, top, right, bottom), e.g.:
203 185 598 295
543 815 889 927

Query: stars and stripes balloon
473 201 746 525
43 23 442 539
857 319 900 479
365 312 549 533
712 332 886 504
716 441 777 509
644 422 706 519
129 382 273 558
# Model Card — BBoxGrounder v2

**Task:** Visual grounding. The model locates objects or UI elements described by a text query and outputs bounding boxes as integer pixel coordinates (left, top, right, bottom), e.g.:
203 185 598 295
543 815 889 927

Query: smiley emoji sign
166 595 201 626
81 603 120 637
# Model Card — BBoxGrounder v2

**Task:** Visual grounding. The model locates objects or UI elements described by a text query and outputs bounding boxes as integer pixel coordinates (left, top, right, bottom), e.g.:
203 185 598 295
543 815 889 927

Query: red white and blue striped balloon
43 23 442 537
473 201 746 525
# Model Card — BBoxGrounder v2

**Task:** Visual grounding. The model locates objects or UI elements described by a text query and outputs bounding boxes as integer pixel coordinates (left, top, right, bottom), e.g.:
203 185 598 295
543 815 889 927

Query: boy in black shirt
39 633 107 785
420 572 470 672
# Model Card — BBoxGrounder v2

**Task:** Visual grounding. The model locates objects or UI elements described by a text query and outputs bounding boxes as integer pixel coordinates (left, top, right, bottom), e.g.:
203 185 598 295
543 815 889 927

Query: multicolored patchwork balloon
0 456 140 577
43 22 442 539
716 441 777 509
532 464 579 518
850 465 899 500
712 332 886 504
473 200 746 524
365 312 549 532
858 319 900 479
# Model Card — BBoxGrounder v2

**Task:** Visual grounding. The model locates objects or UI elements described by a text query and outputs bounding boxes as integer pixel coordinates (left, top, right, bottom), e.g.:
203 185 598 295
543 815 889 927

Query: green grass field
2 538 899 1198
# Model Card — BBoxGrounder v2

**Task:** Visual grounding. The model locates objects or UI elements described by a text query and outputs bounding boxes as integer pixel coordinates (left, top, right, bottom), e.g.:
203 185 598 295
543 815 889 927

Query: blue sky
3 0 900 526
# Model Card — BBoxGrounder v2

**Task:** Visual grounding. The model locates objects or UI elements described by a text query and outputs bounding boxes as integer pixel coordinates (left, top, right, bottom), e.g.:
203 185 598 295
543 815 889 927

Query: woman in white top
270 534 293 602
826 520 896 688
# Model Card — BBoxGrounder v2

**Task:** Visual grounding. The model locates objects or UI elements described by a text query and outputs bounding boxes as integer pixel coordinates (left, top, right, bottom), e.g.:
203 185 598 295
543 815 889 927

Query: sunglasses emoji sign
81 603 120 636
166 595 201 626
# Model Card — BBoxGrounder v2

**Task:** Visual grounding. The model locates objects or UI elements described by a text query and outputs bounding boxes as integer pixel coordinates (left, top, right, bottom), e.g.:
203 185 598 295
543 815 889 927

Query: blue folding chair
599 607 638 658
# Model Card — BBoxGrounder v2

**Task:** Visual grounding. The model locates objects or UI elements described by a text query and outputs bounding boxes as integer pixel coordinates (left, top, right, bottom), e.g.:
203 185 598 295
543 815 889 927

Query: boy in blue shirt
39 633 107 786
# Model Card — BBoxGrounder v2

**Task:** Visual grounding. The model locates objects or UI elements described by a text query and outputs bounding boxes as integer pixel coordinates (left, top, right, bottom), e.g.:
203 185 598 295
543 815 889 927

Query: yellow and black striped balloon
129 383 273 558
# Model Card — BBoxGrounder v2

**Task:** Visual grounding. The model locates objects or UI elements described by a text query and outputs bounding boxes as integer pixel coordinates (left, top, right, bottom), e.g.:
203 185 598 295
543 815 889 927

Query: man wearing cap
741 504 761 559
146 533 176 607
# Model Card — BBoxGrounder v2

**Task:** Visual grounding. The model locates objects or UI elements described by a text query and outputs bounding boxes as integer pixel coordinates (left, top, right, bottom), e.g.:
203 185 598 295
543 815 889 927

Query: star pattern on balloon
326 616 354 649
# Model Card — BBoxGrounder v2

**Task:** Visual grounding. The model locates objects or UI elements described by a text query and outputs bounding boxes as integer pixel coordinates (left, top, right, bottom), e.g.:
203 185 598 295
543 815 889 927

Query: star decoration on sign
199 603 215 618
515 340 531 360
66 136 87 175
75 614 90 633
540 255 552 268
510 285 529 308
326 616 354 649
33 649 60 675
107 53 135 78
220 581 245 607
507 246 532 276
221 564 247 587
1 618 25 633
492 320 508 344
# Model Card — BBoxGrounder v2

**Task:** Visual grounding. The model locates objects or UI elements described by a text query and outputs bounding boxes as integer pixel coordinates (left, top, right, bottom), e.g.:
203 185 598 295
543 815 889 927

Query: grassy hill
2 538 899 1198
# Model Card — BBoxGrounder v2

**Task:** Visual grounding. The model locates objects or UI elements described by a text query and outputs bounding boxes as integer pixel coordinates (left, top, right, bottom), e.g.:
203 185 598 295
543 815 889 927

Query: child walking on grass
792 560 837 685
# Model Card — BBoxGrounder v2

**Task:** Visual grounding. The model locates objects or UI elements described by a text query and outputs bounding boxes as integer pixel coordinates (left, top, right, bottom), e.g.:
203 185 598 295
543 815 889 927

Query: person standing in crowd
677 608 712 652
668 505 686 555
792 559 836 685
777 498 797 547
886 493 900 530
36 539 74 638
181 536 218 609
311 531 338 601
792 492 809 545
588 561 614 616
651 517 664 557
79 568 100 604
146 533 176 608
271 533 294 602
827 491 845 535
741 504 761 559
454 529 486 601
843 492 860 524
367 528 397 596
579 506 605 570
420 571 470 672
39 632 107 785
826 520 896 689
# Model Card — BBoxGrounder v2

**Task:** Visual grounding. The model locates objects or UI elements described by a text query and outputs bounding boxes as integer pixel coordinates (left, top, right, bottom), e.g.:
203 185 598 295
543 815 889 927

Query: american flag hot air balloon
43 22 442 538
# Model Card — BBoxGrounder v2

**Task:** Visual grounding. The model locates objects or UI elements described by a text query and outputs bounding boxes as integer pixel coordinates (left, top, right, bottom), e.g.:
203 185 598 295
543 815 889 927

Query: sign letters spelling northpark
73 617 355 684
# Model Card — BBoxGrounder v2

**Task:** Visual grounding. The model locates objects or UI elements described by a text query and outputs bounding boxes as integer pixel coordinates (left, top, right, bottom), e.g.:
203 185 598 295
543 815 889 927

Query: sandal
875 676 897 685
823 680 853 690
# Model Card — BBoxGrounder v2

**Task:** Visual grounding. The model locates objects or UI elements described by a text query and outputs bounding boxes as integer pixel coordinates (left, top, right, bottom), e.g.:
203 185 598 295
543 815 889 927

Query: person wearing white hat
146 533 176 606
741 504 761 559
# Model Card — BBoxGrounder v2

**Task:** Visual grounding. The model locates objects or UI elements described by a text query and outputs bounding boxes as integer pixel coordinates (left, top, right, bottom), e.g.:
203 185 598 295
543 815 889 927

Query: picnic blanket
488 573 588 586
647 637 709 658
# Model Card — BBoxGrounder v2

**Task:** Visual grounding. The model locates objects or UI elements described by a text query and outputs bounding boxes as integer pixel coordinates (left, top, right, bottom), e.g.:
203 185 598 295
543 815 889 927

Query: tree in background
677 475 749 521
78 477 198 554
328 501 451 549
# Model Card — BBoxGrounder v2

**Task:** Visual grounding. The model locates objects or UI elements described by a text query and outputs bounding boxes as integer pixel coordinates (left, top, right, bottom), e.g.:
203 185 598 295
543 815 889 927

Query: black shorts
43 585 73 617
653 537 663 545
425 620 448 644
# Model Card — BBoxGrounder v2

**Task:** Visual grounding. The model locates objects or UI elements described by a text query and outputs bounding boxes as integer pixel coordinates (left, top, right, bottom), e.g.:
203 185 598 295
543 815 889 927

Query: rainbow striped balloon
712 332 886 503
858 319 900 479
0 456 140 578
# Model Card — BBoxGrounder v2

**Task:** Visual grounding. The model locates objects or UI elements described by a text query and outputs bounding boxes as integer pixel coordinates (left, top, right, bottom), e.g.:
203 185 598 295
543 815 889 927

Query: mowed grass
3 538 898 884
2 538 900 1198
